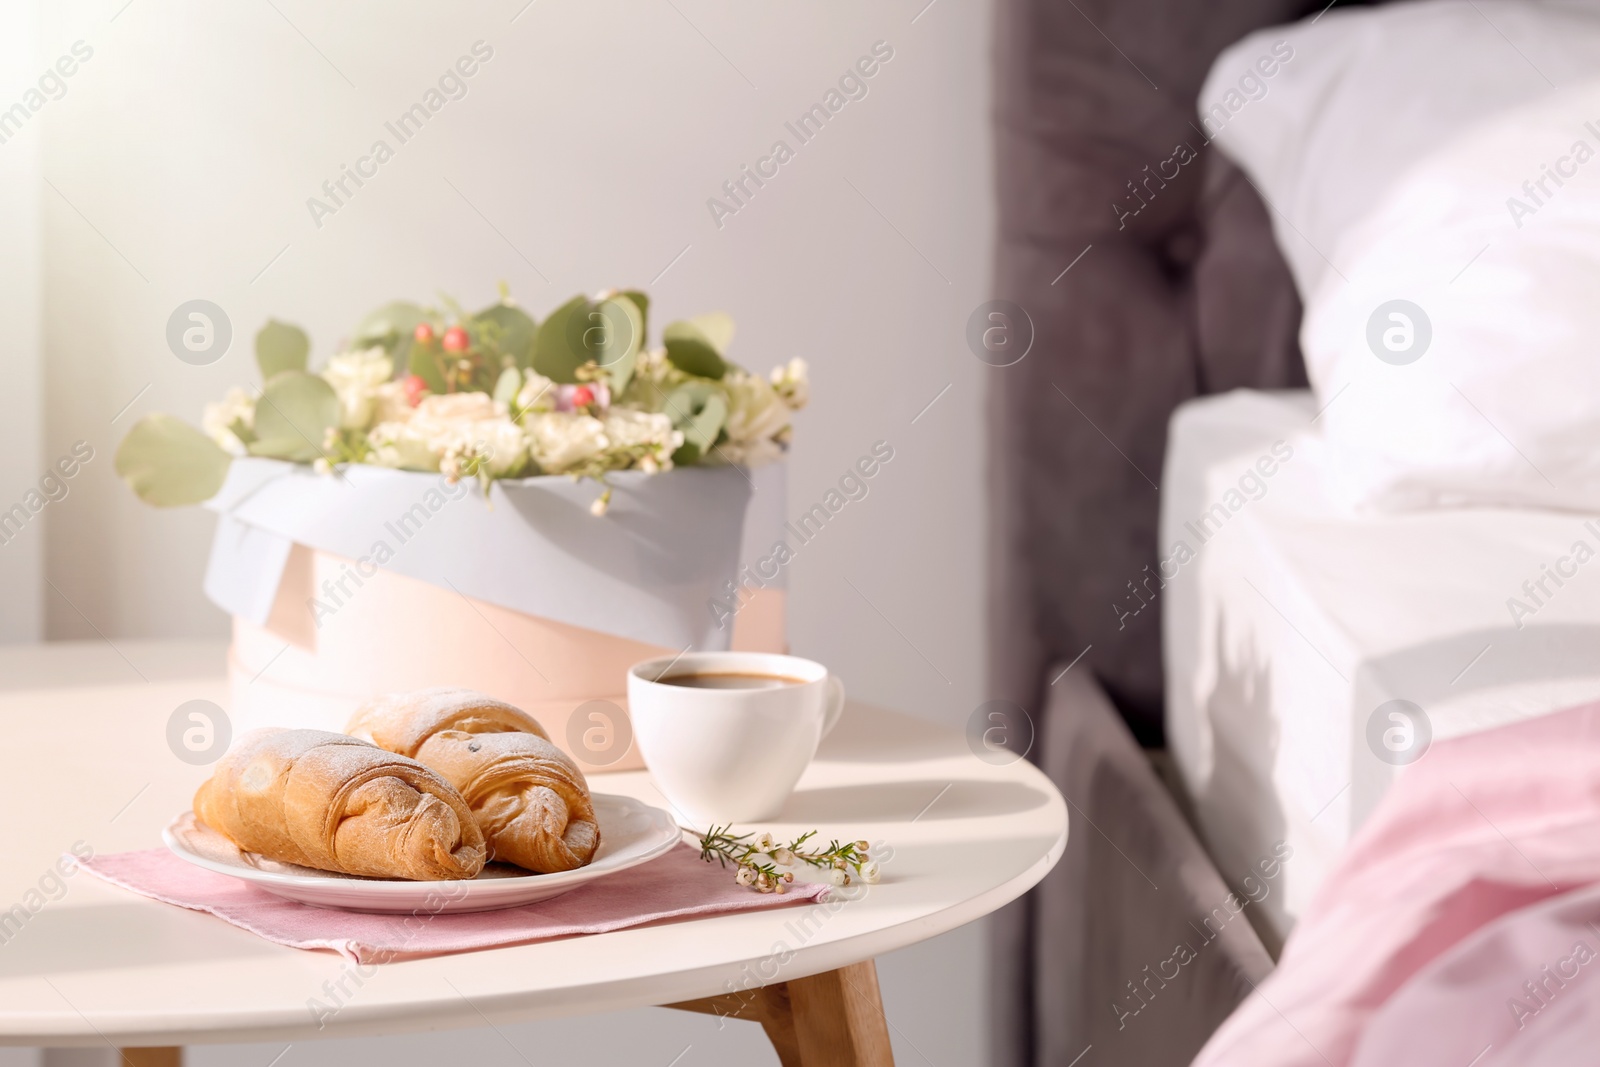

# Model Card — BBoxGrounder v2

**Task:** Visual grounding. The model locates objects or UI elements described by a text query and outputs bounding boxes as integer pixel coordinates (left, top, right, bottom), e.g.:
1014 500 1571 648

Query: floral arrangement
697 824 881 893
116 287 808 514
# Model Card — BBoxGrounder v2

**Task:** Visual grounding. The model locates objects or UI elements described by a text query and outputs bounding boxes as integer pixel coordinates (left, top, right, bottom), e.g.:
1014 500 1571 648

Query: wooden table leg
667 959 894 1066
670 984 803 1066
118 1051 182 1067
787 961 895 1066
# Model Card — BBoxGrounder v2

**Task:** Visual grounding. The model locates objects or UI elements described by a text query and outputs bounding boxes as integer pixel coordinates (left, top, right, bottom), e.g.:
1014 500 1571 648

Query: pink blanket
1193 701 1600 1067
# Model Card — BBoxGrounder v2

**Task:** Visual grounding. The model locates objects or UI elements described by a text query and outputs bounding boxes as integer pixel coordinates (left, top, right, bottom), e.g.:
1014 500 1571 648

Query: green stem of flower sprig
696 824 882 893
314 427 374 475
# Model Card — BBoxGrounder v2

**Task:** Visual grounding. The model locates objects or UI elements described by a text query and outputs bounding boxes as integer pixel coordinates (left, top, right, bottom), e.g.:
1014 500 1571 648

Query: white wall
32 0 995 1063
0 0 45 642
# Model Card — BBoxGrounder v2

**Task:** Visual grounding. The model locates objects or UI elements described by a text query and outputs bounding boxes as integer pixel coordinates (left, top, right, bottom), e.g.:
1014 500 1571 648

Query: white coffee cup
627 651 845 825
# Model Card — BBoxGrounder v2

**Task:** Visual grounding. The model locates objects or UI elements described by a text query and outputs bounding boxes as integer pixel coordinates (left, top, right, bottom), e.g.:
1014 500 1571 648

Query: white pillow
1203 0 1600 511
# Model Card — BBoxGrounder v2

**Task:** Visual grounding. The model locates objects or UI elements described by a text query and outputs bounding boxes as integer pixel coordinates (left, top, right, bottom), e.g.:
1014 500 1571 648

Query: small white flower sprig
696 825 882 893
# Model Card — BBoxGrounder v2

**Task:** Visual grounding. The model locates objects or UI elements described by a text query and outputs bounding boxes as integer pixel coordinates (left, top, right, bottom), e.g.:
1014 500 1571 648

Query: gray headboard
986 0 1341 743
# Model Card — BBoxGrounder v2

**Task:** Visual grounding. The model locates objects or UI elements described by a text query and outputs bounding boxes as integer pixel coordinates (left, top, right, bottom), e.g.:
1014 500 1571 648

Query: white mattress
1162 389 1600 947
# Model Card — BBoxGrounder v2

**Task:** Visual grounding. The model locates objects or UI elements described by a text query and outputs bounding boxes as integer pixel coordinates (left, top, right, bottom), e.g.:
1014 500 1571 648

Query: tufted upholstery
982 2 1377 1065
987 0 1320 745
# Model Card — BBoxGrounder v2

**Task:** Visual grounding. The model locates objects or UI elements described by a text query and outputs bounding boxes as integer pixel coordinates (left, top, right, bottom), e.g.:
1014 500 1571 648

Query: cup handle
821 674 846 738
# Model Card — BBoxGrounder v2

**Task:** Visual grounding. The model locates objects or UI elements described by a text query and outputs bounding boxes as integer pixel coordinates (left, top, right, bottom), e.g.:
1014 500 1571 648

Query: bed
987 0 1600 1063
1163 389 1600 947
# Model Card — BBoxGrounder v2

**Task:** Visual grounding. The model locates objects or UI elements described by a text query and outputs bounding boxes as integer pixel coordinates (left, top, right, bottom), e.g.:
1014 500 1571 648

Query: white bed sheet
1161 389 1600 947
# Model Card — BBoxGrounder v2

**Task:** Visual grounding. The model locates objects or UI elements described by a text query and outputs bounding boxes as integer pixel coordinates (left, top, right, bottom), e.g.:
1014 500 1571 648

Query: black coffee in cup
657 672 804 690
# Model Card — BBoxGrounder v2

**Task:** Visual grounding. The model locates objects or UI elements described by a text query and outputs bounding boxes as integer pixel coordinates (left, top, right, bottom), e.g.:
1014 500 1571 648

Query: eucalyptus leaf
593 295 642 393
250 371 339 462
690 311 735 353
532 293 644 388
532 294 590 383
663 319 728 380
255 320 309 381
353 300 431 371
474 302 537 369
353 301 430 347
663 381 727 467
114 415 232 507
493 366 522 406
616 290 649 343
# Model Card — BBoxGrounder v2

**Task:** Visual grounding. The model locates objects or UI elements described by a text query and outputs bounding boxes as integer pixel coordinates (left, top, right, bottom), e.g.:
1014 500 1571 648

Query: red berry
413 323 434 344
403 374 428 406
442 326 469 353
570 385 594 408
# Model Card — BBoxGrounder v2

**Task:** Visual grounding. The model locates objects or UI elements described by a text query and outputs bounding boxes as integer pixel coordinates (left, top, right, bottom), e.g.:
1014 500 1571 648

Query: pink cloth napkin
1192 700 1600 1067
78 844 828 964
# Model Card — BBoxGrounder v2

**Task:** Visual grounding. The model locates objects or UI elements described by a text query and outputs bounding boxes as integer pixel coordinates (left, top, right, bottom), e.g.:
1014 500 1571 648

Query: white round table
0 642 1066 1066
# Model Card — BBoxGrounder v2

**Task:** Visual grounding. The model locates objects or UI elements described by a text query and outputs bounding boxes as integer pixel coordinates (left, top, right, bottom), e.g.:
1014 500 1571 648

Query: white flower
419 394 527 479
858 861 881 884
755 832 777 852
321 347 394 430
368 392 529 477
824 868 848 886
602 408 682 470
513 370 558 416
635 347 669 375
468 416 532 478
589 493 609 517
735 866 757 887
201 387 256 454
525 411 608 474
715 435 784 468
371 380 415 425
771 847 796 866
769 357 809 410
626 348 678 409
367 422 439 472
413 392 500 424
718 370 791 466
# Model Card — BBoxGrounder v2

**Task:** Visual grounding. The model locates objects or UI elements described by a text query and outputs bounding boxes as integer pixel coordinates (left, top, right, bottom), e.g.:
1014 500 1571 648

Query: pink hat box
228 543 786 775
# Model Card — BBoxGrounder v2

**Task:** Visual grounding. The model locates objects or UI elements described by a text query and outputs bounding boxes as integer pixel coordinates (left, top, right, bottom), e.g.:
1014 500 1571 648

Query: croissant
349 688 600 874
193 728 486 880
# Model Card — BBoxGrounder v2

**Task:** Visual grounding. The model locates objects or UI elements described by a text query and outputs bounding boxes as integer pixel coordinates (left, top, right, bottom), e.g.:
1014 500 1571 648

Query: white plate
163 793 683 913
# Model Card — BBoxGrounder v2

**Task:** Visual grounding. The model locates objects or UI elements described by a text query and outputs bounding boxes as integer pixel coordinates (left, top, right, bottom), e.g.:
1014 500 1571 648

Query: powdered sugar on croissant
350 688 600 873
194 728 486 880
